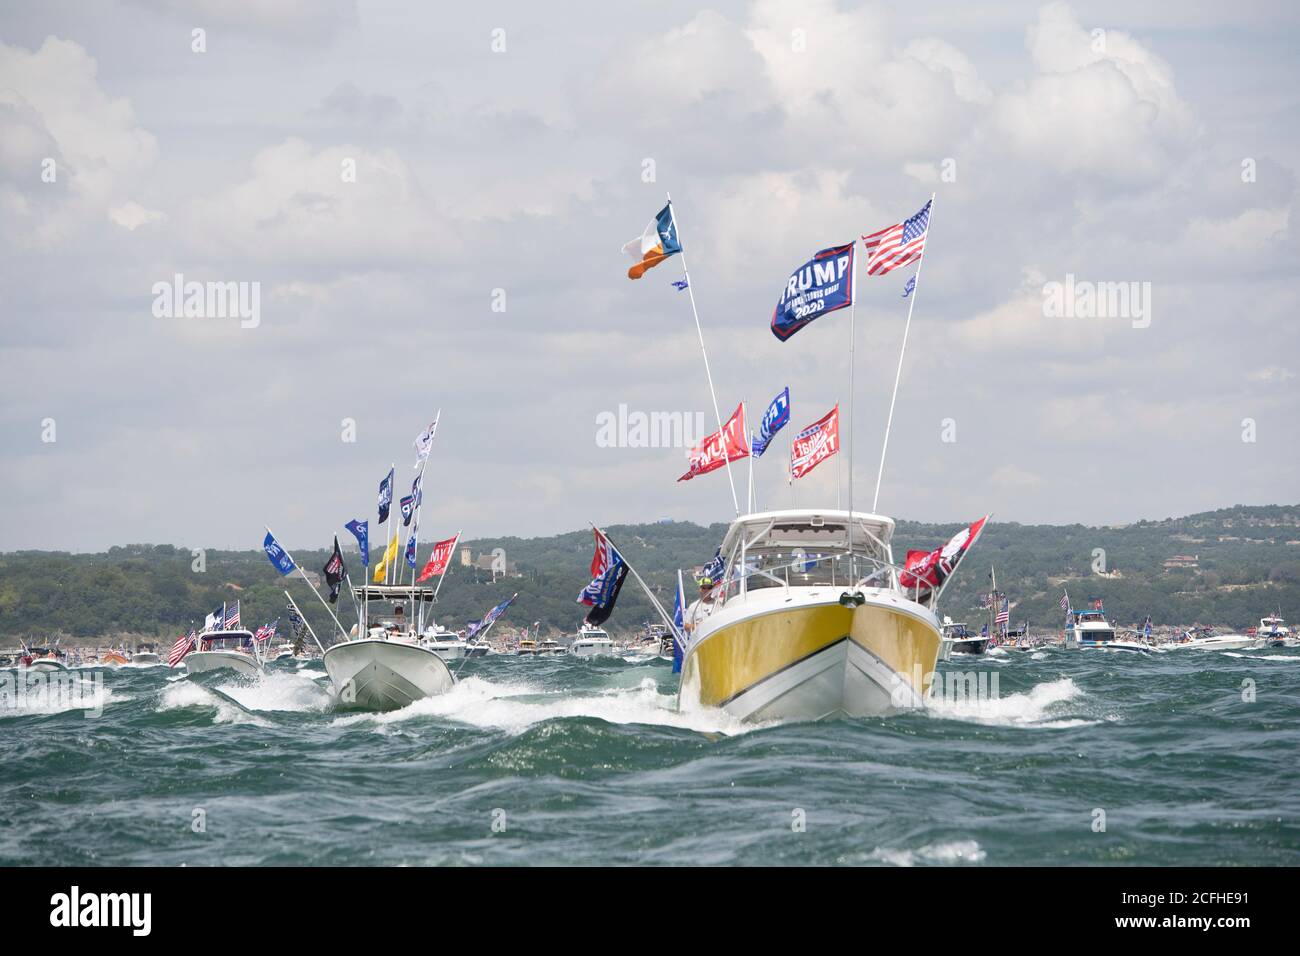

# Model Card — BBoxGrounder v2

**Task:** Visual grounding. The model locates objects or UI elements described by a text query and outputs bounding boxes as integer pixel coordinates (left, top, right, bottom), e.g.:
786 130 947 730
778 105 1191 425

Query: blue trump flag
405 529 418 569
770 242 855 341
751 387 791 457
672 571 686 674
377 468 395 524
345 519 369 567
263 531 295 576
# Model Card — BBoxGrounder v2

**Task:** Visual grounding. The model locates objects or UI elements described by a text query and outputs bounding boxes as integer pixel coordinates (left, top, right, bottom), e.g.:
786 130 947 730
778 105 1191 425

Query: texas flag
678 404 749 481
622 203 682 279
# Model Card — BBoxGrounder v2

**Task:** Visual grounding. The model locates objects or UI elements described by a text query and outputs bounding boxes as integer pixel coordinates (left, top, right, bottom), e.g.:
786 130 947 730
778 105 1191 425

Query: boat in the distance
130 643 161 665
1163 626 1254 651
568 623 616 657
1064 604 1150 653
322 584 454 711
678 509 958 722
1255 615 1290 647
184 630 264 678
21 646 68 672
419 625 471 661
940 618 987 657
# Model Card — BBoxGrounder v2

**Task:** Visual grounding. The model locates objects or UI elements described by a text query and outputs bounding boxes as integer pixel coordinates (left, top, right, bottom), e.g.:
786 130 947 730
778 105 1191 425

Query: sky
0 0 1296 553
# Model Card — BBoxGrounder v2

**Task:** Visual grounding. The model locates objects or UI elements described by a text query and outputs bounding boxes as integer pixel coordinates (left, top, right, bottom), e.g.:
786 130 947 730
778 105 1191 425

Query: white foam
926 677 1092 728
869 840 986 866
156 680 270 727
210 671 333 713
0 676 124 718
331 675 760 736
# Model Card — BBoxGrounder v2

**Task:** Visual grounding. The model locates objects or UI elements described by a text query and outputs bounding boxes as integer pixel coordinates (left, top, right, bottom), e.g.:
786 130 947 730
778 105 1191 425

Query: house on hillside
1163 554 1199 570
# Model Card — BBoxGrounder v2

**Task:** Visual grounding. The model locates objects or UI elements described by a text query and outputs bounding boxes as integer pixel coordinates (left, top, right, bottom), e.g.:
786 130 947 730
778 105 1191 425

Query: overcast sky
0 0 1296 553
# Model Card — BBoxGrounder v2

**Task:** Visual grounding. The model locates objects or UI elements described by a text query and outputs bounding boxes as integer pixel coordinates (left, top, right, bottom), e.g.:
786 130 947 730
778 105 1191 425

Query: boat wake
926 677 1096 728
156 671 331 724
866 839 987 866
331 675 758 736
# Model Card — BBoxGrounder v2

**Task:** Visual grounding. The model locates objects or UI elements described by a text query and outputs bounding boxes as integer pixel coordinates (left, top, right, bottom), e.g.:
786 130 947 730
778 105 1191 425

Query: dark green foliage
1 504 1297 646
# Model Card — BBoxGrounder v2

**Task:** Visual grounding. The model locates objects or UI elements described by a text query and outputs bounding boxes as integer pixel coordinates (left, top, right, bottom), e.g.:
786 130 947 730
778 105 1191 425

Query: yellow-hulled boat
678 509 943 722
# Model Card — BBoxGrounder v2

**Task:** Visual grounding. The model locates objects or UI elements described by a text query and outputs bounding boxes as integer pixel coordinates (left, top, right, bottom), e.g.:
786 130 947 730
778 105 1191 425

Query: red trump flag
789 405 839 480
417 534 459 582
678 404 749 482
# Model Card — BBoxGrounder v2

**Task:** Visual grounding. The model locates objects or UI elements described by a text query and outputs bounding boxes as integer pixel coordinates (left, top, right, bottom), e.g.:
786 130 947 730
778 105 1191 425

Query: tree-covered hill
1 504 1297 647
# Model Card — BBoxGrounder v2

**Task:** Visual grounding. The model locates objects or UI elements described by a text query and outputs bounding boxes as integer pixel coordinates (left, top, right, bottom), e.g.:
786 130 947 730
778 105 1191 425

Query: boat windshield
1083 630 1115 643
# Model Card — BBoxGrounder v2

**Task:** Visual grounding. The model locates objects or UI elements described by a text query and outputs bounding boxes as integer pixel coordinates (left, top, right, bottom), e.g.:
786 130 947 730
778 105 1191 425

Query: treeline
1 504 1297 645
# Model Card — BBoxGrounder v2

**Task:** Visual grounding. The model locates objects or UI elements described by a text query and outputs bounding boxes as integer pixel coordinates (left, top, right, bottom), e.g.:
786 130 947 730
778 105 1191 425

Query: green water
2 647 1297 866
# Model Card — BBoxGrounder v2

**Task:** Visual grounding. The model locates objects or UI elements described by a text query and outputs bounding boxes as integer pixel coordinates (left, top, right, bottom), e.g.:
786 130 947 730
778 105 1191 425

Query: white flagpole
873 192 936 512
409 411 440 590
282 589 328 656
593 523 682 641
665 193 740 516
266 526 349 641
847 246 858 577
744 402 753 515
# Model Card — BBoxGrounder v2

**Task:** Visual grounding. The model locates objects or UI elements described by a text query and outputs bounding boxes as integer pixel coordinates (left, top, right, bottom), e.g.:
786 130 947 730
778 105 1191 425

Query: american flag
995 596 1010 625
1059 593 1070 611
224 600 240 630
168 629 195 667
861 199 931 276
253 622 276 644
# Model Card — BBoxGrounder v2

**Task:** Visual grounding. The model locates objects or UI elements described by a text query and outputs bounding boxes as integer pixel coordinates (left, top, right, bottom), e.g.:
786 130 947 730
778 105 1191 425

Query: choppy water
3 646 1298 865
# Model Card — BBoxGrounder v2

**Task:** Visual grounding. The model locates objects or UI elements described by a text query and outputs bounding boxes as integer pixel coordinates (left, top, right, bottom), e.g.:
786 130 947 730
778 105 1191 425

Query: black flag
583 563 628 627
323 536 346 604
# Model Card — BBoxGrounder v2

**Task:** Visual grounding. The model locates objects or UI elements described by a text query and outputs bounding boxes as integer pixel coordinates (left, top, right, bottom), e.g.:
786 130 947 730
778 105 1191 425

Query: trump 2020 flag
399 495 416 527
263 531 296 575
323 536 346 604
405 527 419 569
622 203 681 280
678 403 749 482
751 387 790 458
790 405 839 479
417 534 459 582
771 243 855 341
672 570 686 674
413 417 438 471
345 519 369 567
377 468 395 524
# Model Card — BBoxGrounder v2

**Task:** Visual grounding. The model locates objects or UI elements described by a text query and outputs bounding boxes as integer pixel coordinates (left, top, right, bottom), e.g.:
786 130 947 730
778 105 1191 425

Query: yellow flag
373 533 399 582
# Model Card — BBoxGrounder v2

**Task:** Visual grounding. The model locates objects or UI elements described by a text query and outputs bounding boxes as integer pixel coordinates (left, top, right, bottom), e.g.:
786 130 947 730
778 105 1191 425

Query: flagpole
595 523 683 643
409 411 440 591
873 191 936 512
282 589 328 656
266 526 349 641
476 592 516 643
744 402 753 515
847 245 858 578
665 193 740 516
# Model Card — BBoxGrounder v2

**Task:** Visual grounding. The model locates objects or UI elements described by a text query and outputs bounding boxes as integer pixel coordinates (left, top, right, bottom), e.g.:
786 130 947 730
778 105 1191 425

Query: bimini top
352 584 440 604
718 509 896 557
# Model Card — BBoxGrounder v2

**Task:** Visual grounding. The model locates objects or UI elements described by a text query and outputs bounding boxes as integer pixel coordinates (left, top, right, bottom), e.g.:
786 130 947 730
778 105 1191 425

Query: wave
926 677 1093 728
331 675 759 736
868 839 987 866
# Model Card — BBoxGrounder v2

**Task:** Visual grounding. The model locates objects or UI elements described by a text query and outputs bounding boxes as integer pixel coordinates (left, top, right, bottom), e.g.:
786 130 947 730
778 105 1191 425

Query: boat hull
184 650 263 678
323 639 454 711
130 653 161 665
679 591 941 722
25 659 67 672
569 642 616 657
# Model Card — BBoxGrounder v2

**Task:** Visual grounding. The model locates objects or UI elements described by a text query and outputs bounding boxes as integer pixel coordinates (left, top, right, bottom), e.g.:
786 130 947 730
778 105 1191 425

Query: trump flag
771 243 855 341
417 534 459 582
789 406 839 479
678 404 748 482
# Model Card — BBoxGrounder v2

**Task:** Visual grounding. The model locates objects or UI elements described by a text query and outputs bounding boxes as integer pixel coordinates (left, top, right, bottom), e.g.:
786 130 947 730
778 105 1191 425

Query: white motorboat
1163 627 1255 651
419 627 470 661
130 643 161 665
677 510 948 722
1064 606 1149 653
568 624 616 657
1255 615 1290 647
940 618 987 658
22 648 68 672
322 585 454 711
184 630 265 678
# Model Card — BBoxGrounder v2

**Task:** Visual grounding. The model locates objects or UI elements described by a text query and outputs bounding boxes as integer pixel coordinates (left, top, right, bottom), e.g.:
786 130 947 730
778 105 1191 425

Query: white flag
413 416 439 470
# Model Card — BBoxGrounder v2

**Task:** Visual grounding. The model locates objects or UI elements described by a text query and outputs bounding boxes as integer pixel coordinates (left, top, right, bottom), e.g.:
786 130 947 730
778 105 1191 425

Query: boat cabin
197 630 258 654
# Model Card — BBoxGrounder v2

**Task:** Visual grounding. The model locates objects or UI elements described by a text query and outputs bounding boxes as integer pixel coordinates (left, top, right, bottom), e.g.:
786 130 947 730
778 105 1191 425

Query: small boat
22 647 68 672
678 510 948 722
420 627 470 661
1065 605 1149 653
130 643 161 665
322 585 454 711
538 638 564 655
516 638 540 656
941 619 987 656
101 650 130 666
184 630 264 678
1255 615 1290 647
1163 627 1255 651
568 624 616 657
